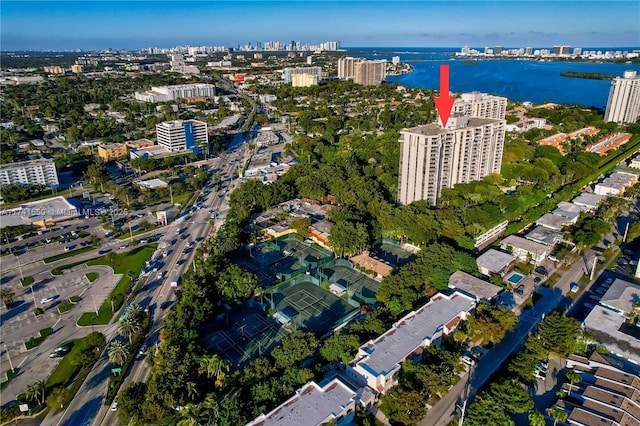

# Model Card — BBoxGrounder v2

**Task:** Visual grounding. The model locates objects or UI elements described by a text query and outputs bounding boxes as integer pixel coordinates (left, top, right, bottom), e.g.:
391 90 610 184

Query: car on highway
98 249 111 255
139 344 147 355
584 303 595 309
41 296 56 304
49 346 71 358
111 401 118 411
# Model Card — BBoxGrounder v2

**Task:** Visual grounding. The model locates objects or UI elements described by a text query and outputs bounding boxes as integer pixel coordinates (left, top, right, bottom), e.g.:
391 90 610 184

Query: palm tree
1 287 16 307
125 303 145 322
107 294 117 313
177 403 206 426
198 354 230 389
547 405 569 426
117 316 141 344
528 410 545 426
25 379 46 405
107 340 129 366
186 381 199 401
566 369 581 395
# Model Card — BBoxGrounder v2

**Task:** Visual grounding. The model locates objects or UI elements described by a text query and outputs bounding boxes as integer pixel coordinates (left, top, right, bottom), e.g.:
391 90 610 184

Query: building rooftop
552 206 581 221
0 195 77 228
400 117 501 136
99 142 126 150
583 306 640 365
525 225 563 246
600 278 640 315
0 158 55 171
596 172 638 191
349 252 393 278
572 192 605 209
135 178 168 189
535 213 573 231
557 201 584 214
310 218 334 235
501 235 549 255
476 249 516 274
356 292 475 377
247 379 357 426
448 271 502 301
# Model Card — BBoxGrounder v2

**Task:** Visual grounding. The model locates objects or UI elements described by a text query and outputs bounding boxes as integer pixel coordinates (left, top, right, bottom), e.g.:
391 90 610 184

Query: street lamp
4 345 14 373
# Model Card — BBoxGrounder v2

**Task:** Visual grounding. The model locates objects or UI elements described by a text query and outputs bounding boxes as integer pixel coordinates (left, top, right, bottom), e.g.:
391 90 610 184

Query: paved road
420 247 597 426
36 135 251 426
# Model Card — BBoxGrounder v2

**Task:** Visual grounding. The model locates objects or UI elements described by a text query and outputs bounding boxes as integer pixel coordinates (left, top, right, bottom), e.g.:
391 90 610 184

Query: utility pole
4 345 14 372
92 295 98 315
16 255 24 281
128 222 133 242
169 185 174 205
590 256 598 280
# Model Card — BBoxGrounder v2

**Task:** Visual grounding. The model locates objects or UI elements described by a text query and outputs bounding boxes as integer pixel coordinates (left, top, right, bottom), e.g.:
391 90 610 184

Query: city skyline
2 1 639 51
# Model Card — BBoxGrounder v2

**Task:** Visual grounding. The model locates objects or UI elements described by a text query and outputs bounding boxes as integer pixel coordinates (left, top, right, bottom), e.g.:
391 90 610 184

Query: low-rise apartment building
594 172 638 197
0 159 59 189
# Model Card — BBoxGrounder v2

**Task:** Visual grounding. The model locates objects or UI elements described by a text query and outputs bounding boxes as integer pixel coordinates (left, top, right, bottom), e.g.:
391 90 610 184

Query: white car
461 354 475 366
41 296 56 304
111 401 118 411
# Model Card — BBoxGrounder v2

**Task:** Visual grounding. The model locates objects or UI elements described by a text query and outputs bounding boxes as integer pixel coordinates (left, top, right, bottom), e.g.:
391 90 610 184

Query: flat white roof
600 278 640 315
448 271 502 300
356 292 474 376
536 213 572 230
0 196 77 228
501 235 549 255
583 306 640 365
476 249 515 274
247 379 357 426
572 193 604 208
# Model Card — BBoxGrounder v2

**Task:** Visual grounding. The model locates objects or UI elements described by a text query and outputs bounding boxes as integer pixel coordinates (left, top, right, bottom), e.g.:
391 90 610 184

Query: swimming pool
507 272 525 285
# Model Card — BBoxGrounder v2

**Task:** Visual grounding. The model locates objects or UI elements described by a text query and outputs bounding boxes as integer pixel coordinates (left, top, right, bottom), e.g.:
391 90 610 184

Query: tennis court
277 236 332 266
321 264 380 301
371 240 416 268
200 304 288 369
270 280 358 335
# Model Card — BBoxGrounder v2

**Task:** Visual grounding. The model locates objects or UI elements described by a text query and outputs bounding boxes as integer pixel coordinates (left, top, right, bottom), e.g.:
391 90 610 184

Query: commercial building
476 249 516 277
398 115 505 205
282 67 322 84
604 71 640 124
583 278 640 365
452 92 507 120
134 83 216 103
0 196 77 228
291 73 319 87
247 378 358 426
0 159 59 189
256 128 280 147
97 143 128 161
594 172 638 197
345 291 475 393
337 57 387 86
156 119 208 152
500 235 549 264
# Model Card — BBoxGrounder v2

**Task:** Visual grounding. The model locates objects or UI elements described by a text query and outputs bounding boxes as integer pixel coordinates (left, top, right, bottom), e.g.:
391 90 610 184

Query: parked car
41 296 56 304
111 401 118 411
461 354 475 366
139 344 147 355
514 284 526 295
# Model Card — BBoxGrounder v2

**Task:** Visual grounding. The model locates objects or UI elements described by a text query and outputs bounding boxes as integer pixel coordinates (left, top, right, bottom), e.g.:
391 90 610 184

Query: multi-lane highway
41 133 253 426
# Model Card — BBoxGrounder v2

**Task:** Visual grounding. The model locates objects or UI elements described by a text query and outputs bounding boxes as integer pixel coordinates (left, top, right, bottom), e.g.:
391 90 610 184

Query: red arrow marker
434 64 455 128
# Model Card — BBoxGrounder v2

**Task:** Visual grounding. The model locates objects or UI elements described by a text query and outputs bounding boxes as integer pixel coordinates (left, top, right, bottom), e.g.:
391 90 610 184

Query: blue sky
2 1 639 50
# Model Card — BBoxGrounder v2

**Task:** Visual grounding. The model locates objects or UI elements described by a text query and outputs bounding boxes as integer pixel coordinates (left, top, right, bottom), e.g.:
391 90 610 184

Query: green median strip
25 327 53 350
43 245 98 264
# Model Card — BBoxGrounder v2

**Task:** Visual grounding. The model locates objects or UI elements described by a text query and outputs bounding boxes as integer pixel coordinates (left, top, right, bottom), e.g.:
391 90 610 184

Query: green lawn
85 272 99 282
77 245 155 326
20 276 34 287
25 328 53 350
46 334 104 388
43 245 97 264
57 301 75 314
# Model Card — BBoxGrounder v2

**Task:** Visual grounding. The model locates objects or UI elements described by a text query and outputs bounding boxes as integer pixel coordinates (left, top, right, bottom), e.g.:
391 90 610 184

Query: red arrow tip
434 96 455 128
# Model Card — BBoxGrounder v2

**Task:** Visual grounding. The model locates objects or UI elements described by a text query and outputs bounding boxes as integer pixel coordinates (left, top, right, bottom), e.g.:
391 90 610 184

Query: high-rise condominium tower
604 71 640 124
398 92 507 205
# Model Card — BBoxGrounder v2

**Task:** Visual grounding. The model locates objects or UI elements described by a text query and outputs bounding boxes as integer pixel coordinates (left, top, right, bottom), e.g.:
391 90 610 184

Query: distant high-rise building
604 70 640 124
398 115 506 205
553 45 571 55
573 47 582 55
484 47 493 55
156 119 208 152
525 47 533 55
134 84 216 103
0 159 59 189
71 64 83 73
494 46 503 55
392 56 400 65
337 57 386 85
291 73 319 87
452 92 507 120
282 66 322 84
461 46 470 54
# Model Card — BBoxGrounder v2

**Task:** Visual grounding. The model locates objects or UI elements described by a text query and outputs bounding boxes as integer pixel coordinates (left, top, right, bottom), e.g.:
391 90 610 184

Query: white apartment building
604 71 640 124
453 92 507 120
398 115 505 205
134 83 216 103
345 291 475 393
281 67 322 84
0 159 59 188
337 57 387 85
156 119 208 152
